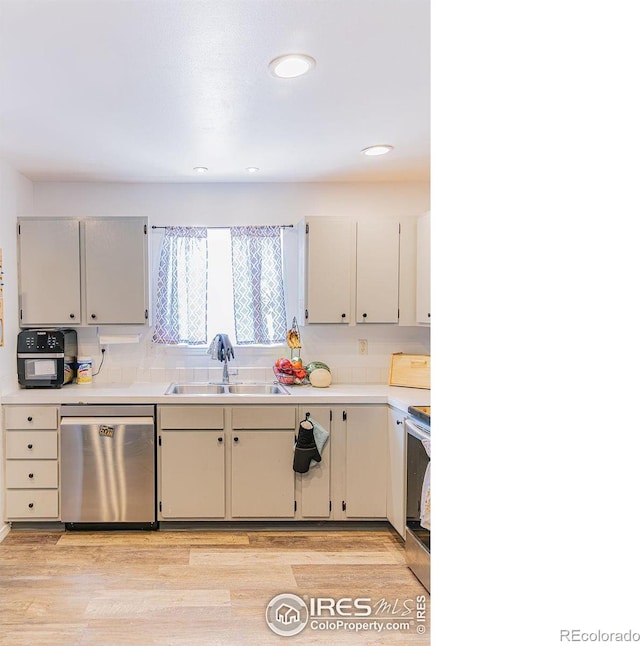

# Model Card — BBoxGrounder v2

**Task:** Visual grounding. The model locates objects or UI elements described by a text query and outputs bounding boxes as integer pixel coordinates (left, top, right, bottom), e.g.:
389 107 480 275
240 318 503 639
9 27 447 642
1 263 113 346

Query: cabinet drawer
5 431 58 459
5 460 59 489
159 406 225 430
4 406 58 430
5 489 59 519
231 406 296 429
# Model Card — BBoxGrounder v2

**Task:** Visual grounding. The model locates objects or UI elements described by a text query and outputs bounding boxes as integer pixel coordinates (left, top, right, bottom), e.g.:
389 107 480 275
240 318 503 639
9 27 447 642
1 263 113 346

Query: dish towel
420 437 431 530
309 417 329 468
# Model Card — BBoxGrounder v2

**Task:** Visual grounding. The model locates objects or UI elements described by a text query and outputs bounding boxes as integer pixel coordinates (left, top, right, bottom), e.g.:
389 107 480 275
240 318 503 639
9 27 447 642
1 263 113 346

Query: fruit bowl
273 367 296 385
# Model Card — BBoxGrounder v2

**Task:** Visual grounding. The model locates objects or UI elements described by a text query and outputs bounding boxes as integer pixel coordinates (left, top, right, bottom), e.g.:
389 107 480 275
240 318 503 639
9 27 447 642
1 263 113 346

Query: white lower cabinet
158 405 298 520
342 406 388 518
230 406 296 518
3 405 60 522
158 406 225 520
3 401 406 528
231 430 295 518
297 406 331 518
387 407 407 537
160 430 225 519
154 403 390 523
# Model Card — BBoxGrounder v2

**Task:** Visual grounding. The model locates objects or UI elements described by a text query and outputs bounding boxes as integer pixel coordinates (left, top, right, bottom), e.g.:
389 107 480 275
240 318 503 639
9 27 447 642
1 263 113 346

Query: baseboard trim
0 522 10 543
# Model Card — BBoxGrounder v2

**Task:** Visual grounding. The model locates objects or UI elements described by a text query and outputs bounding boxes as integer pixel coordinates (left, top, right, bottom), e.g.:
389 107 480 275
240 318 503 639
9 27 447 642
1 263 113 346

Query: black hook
305 412 311 421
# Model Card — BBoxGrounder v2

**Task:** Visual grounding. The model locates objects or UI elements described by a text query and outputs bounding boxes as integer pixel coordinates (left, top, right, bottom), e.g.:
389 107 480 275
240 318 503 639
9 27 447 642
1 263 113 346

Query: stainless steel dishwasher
60 405 157 529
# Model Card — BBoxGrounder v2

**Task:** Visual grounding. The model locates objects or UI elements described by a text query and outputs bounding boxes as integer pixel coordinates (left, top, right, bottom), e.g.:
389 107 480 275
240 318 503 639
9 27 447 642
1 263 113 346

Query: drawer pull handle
218 437 223 443
27 443 33 449
28 503 34 509
233 437 239 443
28 473 34 479
27 416 33 422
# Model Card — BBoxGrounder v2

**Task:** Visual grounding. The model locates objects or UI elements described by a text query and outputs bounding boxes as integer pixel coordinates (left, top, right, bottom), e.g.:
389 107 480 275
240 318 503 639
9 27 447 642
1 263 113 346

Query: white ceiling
0 0 429 184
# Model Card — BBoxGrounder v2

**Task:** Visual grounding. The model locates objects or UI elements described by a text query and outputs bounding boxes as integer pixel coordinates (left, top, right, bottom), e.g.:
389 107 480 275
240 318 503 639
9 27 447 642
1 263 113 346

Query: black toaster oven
17 329 78 388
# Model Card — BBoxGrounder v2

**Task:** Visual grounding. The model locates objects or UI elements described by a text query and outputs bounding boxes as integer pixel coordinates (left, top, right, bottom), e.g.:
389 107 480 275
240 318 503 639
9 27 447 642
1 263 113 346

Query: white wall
31 180 430 384
0 159 34 539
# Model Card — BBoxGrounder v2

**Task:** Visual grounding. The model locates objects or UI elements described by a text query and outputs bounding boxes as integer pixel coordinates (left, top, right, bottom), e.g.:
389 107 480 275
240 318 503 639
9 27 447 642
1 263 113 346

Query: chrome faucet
208 333 235 383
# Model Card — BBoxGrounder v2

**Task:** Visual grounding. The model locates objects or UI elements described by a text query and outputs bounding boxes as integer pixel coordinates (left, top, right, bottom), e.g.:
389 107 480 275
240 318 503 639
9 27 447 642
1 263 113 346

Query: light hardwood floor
0 527 430 645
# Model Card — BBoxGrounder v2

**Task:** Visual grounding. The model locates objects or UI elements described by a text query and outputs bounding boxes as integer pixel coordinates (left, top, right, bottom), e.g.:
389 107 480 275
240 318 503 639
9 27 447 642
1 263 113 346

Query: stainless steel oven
405 414 431 592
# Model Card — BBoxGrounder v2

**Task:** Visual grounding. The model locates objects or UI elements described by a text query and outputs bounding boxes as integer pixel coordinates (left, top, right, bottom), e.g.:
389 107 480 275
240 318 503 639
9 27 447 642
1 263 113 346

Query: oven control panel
17 329 76 355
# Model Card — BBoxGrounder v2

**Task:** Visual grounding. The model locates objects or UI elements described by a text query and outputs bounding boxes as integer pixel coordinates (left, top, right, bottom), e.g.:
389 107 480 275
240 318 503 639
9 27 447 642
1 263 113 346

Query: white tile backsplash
85 323 429 385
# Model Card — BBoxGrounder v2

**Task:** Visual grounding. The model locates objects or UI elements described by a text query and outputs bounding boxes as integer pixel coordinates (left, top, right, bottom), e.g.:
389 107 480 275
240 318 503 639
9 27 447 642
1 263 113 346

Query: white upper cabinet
301 217 354 324
355 219 400 323
300 216 412 325
18 217 149 327
18 219 82 327
416 212 430 325
83 218 149 325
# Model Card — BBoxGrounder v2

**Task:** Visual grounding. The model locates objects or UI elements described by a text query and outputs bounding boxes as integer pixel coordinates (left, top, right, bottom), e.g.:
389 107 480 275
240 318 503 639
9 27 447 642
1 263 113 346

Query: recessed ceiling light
361 145 394 156
268 54 316 79
193 166 208 173
245 167 260 173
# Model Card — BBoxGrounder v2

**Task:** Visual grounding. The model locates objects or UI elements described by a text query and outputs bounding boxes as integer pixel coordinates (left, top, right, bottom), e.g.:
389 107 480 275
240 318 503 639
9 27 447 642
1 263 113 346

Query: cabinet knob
28 473 34 479
218 437 223 443
341 313 346 319
69 313 75 319
396 420 403 425
27 416 33 422
91 314 97 320
28 503 34 509
362 313 367 319
233 437 239 443
27 443 33 449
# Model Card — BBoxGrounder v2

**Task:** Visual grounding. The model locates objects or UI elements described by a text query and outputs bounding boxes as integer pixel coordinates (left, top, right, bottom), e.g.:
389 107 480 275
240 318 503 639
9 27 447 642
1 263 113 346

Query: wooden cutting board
388 353 430 389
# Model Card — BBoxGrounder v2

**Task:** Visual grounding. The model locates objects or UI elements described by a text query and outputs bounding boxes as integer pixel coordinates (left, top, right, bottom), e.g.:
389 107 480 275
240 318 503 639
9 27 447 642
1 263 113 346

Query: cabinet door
304 217 353 323
416 212 430 325
18 219 81 326
231 430 295 518
344 407 387 518
387 408 407 538
356 220 400 323
83 218 148 324
298 407 331 518
160 430 225 518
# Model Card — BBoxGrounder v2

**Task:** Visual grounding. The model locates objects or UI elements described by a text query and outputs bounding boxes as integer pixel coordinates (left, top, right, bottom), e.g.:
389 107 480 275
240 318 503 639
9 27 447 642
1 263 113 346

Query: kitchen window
153 225 288 346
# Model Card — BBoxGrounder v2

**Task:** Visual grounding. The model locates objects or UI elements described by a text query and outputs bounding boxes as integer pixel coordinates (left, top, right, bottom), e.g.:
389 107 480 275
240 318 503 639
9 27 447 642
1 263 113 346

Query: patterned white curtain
230 226 287 345
153 226 208 345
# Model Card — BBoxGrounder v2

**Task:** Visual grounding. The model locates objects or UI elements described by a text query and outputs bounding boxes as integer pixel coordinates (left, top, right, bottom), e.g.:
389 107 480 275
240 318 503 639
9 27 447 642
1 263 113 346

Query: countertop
0 382 430 415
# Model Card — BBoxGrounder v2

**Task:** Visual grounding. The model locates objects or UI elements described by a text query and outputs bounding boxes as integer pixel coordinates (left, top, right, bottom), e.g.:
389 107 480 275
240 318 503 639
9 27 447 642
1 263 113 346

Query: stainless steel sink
226 384 287 394
165 383 227 395
164 382 289 395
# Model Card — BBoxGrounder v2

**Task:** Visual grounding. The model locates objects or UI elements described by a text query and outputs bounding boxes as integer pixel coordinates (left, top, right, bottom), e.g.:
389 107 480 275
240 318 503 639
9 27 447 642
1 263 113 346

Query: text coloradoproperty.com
560 630 640 642
310 620 412 633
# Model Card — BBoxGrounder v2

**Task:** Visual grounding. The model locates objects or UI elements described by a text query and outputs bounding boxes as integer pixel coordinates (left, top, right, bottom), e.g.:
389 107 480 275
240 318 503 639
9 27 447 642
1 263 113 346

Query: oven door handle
405 418 430 442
